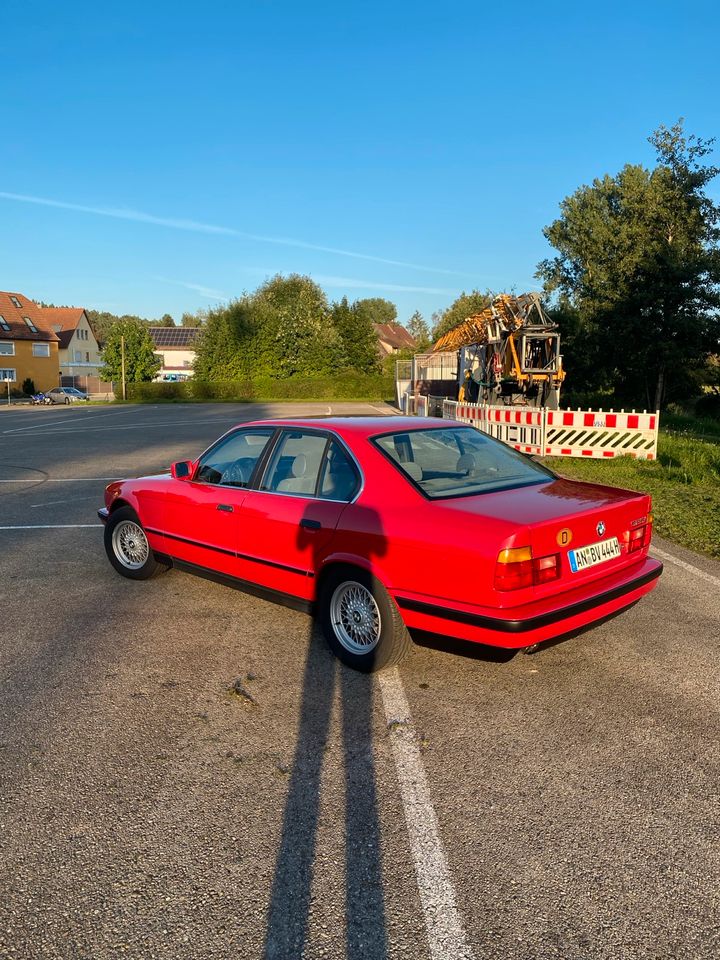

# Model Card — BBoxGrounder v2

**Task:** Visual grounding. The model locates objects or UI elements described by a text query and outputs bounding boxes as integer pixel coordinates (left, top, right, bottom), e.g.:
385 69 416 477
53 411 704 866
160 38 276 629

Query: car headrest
290 454 307 478
403 461 423 482
456 453 478 475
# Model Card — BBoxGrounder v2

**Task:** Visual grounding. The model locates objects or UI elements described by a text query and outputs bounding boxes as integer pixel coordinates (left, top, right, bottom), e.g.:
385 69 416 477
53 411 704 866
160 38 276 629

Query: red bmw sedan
98 417 662 671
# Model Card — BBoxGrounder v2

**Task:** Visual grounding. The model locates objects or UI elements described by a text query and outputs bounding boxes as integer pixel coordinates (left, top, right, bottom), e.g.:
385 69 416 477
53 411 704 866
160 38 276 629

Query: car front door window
195 429 275 487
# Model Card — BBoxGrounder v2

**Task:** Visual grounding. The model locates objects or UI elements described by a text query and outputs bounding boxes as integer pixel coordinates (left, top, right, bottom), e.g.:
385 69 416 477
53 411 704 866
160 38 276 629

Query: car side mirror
171 460 193 480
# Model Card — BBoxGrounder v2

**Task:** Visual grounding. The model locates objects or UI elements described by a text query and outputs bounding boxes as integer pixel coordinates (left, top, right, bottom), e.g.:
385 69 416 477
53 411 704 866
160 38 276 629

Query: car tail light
495 547 561 591
627 514 653 554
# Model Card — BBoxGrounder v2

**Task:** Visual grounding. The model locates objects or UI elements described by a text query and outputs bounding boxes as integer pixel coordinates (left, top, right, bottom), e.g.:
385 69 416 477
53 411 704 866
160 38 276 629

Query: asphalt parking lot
0 401 718 960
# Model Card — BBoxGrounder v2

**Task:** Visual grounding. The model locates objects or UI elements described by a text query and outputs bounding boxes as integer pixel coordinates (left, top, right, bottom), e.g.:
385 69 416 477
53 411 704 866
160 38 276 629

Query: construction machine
433 293 565 409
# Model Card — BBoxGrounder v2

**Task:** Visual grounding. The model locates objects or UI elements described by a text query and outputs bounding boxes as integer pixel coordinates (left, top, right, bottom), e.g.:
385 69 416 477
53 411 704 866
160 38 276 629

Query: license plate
568 537 621 572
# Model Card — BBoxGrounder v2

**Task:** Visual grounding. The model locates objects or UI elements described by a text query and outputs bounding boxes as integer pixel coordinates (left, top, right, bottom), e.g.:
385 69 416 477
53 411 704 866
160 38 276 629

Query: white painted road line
0 478 122 483
651 545 720 588
2 407 141 434
378 668 474 960
30 497 96 507
0 524 102 530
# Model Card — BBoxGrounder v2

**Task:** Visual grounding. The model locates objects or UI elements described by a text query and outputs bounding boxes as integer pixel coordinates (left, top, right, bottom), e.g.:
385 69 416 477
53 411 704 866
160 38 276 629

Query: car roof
234 416 459 438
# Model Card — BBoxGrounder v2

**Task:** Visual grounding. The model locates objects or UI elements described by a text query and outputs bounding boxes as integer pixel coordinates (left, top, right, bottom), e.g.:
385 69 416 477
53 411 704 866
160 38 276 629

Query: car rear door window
260 431 329 496
318 441 360 501
196 429 274 486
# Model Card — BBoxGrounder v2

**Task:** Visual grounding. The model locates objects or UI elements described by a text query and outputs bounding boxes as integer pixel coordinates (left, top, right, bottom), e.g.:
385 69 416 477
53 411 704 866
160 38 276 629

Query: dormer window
24 317 38 334
0 316 9 331
9 296 21 308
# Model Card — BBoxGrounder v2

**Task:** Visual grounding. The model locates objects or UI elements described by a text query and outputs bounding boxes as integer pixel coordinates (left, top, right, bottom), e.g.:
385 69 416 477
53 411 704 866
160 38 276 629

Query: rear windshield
373 426 553 499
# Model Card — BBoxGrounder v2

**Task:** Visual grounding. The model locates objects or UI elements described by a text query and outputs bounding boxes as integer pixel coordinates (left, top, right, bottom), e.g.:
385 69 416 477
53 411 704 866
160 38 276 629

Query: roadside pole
121 335 127 401
5 377 10 406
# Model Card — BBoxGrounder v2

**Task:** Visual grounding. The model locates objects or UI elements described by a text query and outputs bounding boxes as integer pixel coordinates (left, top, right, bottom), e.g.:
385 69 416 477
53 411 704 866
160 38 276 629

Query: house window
0 341 14 356
24 317 38 334
9 296 21 308
74 350 82 362
0 368 16 382
85 352 90 362
32 342 50 358
0 316 9 331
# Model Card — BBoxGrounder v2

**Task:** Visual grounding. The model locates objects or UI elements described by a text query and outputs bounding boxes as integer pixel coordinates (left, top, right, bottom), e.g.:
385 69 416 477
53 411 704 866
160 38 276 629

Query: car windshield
373 426 554 499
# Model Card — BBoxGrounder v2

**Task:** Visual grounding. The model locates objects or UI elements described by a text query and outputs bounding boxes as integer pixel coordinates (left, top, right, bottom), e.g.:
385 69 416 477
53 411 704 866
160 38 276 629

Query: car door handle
299 518 321 530
216 503 234 513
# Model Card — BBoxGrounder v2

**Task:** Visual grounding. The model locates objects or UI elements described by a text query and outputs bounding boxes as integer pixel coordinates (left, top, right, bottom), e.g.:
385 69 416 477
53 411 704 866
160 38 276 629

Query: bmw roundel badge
596 521 606 537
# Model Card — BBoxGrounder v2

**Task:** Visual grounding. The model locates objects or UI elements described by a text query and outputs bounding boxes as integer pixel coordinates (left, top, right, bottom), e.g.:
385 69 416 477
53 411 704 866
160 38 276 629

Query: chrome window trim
253 427 364 505
190 425 365 504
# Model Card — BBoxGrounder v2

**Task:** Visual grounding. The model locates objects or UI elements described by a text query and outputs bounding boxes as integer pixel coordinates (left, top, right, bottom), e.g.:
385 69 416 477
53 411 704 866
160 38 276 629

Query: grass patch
546 431 720 559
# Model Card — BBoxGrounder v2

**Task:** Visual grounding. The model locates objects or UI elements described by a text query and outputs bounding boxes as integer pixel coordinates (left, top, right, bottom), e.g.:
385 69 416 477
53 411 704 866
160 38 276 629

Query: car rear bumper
394 556 663 648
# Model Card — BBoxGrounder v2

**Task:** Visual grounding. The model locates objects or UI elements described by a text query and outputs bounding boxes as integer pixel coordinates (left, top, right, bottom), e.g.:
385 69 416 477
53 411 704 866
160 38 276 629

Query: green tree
86 310 152 346
406 310 430 349
538 120 720 409
354 298 397 328
252 274 345 376
181 310 205 327
149 313 175 327
431 290 494 343
192 298 256 381
100 319 162 383
331 297 379 372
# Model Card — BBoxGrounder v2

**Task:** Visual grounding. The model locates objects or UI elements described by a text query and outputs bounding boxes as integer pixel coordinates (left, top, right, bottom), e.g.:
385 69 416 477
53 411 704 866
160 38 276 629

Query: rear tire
104 506 167 580
64 397 70 404
319 566 412 672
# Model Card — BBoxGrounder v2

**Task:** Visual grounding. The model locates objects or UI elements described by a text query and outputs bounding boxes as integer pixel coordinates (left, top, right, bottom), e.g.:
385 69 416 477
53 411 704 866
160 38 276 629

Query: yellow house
0 291 61 393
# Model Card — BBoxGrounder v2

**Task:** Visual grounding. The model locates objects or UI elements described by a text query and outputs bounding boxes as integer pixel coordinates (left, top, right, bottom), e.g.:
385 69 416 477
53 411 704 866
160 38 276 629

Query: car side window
318 441 359 501
195 429 274 486
260 430 328 496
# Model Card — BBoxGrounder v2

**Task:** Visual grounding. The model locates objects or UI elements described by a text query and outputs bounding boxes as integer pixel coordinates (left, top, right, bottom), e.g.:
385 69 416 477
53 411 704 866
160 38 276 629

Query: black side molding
145 526 312 577
395 563 663 634
168 558 313 615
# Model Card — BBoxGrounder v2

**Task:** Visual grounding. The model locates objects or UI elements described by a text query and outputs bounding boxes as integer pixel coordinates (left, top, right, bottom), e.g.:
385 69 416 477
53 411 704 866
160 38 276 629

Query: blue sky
1 0 718 325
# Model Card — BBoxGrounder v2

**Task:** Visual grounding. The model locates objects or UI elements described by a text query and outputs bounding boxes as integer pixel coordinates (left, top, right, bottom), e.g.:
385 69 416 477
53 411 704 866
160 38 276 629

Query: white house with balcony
149 327 201 380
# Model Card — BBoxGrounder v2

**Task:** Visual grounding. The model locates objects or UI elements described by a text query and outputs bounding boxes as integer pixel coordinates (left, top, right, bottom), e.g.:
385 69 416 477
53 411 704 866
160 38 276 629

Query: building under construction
432 293 566 409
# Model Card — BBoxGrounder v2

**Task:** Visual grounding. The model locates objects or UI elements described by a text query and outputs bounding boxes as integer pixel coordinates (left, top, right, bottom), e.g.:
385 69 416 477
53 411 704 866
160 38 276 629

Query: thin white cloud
0 190 468 277
154 276 227 300
311 274 455 295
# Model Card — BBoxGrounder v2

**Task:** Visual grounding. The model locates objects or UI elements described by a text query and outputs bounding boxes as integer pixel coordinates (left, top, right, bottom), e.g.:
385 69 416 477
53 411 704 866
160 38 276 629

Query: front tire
104 506 167 580
319 567 412 672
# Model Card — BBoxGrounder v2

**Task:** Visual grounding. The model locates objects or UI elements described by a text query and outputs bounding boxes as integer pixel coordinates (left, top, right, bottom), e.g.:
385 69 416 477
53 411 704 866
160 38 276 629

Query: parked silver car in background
46 387 89 404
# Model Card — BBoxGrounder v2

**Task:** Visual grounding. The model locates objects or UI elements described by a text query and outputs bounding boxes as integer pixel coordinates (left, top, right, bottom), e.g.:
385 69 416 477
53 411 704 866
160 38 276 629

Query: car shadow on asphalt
262 628 387 959
263 502 389 959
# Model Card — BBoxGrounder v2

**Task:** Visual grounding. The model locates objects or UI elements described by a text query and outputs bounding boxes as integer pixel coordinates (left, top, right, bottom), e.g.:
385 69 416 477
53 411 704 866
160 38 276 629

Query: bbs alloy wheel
104 506 167 581
319 567 411 672
330 581 382 655
112 519 150 570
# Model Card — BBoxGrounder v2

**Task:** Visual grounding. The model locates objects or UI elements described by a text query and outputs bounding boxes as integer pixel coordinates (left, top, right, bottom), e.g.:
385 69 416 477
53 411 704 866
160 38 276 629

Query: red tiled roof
36 306 87 350
0 291 60 342
373 322 416 351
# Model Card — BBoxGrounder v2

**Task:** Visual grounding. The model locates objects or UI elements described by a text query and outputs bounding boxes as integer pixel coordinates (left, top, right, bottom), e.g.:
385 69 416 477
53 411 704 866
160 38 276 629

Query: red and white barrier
543 409 658 460
433 401 659 461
